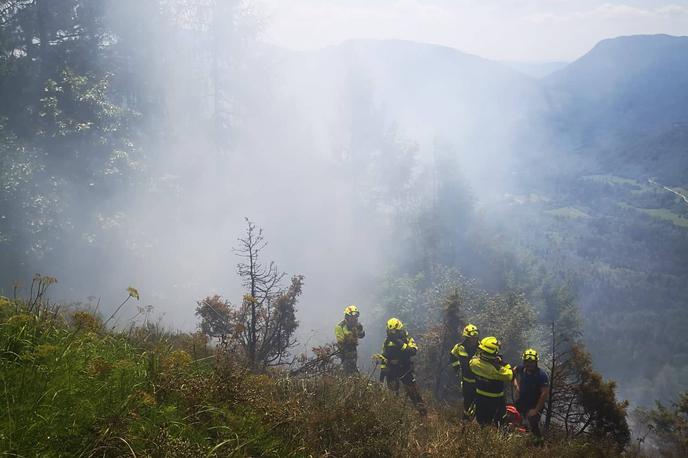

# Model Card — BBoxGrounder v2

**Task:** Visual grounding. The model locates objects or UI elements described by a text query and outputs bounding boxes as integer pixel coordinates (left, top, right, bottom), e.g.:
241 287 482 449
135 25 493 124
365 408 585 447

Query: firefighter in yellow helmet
379 318 427 416
450 323 480 419
334 305 365 375
469 336 513 426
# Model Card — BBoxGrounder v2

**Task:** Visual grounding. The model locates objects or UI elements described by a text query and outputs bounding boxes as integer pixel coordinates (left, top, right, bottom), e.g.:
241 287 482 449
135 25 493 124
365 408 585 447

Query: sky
260 0 688 61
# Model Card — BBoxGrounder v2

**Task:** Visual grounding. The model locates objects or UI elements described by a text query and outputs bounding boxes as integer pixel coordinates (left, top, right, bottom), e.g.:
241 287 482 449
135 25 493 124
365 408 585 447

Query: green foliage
636 392 688 457
1 303 149 455
541 284 581 338
0 0 143 280
573 347 631 449
630 207 688 228
544 207 591 219
478 170 688 406
196 294 233 343
378 266 536 368
546 343 630 450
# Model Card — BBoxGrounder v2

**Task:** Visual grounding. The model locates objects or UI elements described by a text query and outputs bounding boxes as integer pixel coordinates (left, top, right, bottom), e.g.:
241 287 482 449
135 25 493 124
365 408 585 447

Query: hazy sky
260 0 688 61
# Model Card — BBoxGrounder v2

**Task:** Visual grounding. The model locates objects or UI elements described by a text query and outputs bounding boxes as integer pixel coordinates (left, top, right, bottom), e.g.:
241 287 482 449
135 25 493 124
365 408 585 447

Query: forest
1 1 687 456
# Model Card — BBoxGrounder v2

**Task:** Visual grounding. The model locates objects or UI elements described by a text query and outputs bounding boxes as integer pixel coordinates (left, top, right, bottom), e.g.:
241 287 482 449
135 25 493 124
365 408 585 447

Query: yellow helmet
479 336 501 356
386 317 404 331
523 348 539 362
344 305 360 317
462 324 479 337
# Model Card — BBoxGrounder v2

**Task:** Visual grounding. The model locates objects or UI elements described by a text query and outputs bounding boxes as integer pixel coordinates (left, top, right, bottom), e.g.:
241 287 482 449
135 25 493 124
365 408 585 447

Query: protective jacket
469 355 513 398
378 331 426 416
450 342 477 384
334 319 365 349
379 331 417 378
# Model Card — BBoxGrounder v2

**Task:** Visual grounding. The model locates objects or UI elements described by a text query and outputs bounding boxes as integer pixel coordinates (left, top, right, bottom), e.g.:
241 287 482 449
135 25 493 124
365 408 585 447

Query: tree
0 0 140 282
195 220 303 369
474 291 535 365
636 392 688 457
543 285 629 449
233 218 303 369
195 295 232 344
546 337 630 449
543 285 583 433
431 289 464 398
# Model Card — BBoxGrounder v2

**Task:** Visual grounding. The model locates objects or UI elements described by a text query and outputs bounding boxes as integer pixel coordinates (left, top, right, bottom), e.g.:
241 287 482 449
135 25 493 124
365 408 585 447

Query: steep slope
606 123 688 185
545 34 688 143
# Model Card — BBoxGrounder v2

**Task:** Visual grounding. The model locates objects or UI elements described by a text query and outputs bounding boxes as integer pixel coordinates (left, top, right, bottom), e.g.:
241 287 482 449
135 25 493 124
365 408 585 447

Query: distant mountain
545 35 688 143
282 38 546 131
273 36 688 186
275 39 551 188
503 61 568 78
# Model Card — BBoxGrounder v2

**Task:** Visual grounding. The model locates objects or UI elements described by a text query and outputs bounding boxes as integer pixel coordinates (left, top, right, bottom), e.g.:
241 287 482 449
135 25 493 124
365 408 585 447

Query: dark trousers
340 349 358 375
475 394 506 426
461 380 476 419
386 369 427 416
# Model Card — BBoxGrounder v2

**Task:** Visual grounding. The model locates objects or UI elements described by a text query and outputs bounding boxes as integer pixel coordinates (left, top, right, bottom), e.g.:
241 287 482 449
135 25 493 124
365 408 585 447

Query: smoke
5 1 556 346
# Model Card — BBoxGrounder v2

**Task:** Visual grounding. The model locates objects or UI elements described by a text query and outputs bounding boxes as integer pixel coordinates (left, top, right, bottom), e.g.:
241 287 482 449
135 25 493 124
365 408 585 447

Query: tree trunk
248 232 257 367
545 321 555 432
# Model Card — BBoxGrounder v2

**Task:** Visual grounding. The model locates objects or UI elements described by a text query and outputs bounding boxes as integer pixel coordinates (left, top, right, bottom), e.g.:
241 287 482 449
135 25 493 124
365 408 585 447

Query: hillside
1 0 686 432
545 34 688 144
0 297 629 457
601 123 688 186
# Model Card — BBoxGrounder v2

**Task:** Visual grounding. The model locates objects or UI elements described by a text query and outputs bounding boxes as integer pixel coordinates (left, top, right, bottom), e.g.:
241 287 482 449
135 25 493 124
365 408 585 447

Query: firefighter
513 348 549 441
379 317 427 416
334 305 365 375
450 323 480 419
469 336 513 426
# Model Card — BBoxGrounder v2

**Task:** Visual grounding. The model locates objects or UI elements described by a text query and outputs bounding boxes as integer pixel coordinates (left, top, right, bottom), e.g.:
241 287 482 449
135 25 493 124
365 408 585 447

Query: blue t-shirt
515 365 549 411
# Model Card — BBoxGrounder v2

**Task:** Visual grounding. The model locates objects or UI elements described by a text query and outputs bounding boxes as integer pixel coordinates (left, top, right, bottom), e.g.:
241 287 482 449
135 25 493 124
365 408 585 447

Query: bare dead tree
232 218 302 369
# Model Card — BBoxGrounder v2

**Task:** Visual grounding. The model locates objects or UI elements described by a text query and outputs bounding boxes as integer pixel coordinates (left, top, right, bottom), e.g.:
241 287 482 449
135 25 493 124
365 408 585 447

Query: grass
0 296 630 457
544 207 591 219
635 208 688 228
618 203 688 228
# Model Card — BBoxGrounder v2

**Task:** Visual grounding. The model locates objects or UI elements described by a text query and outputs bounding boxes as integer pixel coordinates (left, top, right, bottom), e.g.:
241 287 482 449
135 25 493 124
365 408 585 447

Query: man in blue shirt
513 348 549 441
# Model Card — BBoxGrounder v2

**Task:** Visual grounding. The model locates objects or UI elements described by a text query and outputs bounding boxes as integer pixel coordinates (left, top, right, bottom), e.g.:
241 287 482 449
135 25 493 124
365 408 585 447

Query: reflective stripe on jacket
380 332 417 371
450 342 477 383
469 355 513 398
